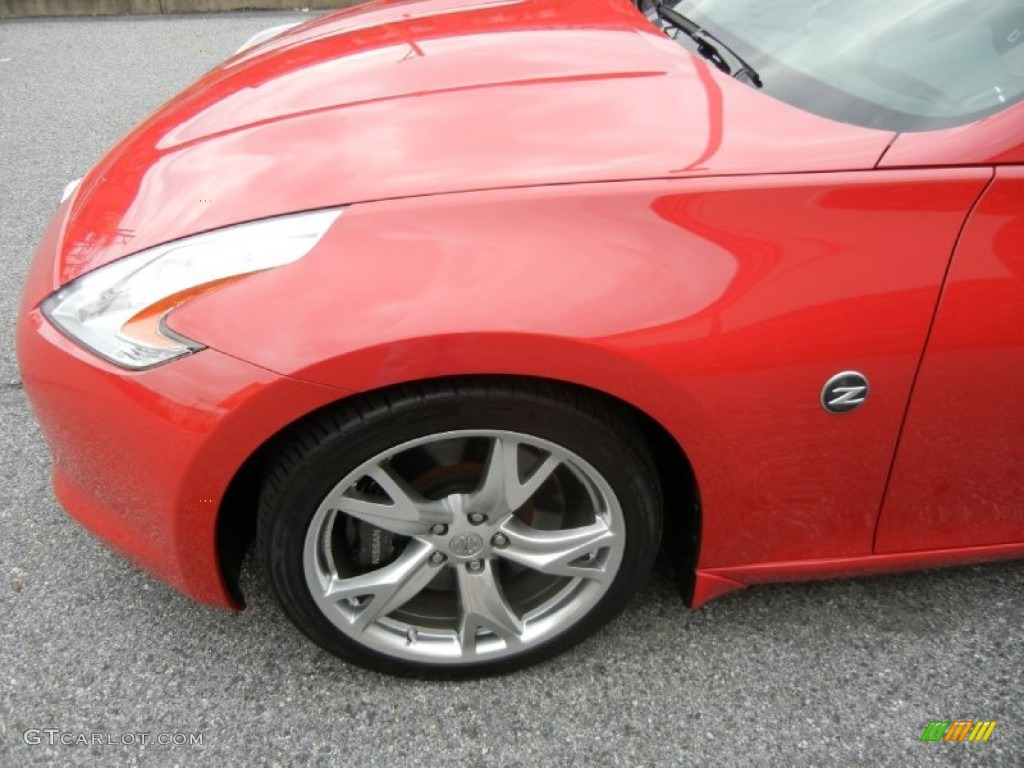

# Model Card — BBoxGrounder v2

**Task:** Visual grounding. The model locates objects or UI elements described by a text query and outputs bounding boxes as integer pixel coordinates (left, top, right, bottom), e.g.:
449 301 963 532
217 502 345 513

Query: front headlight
42 208 343 370
235 22 302 55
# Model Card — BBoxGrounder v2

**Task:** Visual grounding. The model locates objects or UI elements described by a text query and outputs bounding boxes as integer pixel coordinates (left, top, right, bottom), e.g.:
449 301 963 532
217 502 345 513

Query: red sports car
17 0 1024 675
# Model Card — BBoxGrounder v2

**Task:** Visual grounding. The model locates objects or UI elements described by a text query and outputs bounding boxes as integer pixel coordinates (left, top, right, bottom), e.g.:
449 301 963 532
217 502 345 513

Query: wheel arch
215 373 701 608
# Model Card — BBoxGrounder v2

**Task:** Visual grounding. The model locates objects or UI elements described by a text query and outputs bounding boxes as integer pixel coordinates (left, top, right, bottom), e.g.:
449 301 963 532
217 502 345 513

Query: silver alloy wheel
302 430 626 664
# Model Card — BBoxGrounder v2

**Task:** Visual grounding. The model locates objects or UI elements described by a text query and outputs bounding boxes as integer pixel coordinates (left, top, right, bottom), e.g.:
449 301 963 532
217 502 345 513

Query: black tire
257 378 662 677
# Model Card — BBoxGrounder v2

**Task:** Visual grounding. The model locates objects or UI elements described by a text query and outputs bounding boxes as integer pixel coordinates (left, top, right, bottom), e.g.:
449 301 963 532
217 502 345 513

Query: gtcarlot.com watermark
24 729 203 747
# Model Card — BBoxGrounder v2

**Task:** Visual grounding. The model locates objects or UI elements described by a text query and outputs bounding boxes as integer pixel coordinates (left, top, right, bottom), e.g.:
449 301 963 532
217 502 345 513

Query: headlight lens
42 208 343 370
235 22 302 55
60 177 83 204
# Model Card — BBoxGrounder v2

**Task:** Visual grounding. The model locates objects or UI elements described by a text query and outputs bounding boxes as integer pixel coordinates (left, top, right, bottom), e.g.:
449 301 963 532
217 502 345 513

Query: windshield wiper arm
654 2 763 88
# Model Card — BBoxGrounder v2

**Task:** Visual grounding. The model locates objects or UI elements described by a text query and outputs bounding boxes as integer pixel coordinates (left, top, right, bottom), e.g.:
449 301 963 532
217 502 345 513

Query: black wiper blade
654 2 763 88
655 3 728 74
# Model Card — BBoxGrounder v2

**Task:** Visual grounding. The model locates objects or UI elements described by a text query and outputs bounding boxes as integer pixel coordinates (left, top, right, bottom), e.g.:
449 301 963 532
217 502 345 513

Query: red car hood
57 0 893 284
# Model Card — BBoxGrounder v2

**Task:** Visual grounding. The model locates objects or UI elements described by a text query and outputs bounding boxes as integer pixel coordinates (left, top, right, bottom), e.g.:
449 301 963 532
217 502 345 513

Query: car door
875 121 1024 551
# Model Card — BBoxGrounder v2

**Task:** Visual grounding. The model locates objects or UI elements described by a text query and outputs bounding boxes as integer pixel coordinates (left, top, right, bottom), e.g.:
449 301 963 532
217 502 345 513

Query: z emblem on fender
821 371 869 414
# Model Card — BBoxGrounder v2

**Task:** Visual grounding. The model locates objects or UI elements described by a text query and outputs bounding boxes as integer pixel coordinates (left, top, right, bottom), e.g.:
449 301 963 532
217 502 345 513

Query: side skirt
690 540 1024 608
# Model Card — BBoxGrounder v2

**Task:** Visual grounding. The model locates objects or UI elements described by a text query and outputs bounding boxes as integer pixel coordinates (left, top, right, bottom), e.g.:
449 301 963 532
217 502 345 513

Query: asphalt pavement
0 12 1021 768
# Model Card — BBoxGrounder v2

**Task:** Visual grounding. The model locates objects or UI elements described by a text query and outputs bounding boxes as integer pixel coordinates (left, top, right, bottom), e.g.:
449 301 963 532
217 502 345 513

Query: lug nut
467 559 484 573
430 524 448 536
491 533 509 548
429 552 447 565
467 512 487 525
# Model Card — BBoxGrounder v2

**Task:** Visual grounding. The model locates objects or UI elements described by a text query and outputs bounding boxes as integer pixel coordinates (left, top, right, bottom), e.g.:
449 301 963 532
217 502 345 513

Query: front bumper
16 203 350 608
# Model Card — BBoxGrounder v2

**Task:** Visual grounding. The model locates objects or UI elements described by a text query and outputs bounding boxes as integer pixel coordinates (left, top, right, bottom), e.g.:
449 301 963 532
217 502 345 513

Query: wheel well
215 374 701 607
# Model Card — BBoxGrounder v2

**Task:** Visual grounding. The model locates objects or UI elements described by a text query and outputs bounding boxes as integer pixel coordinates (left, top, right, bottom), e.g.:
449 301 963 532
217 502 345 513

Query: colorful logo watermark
920 720 997 742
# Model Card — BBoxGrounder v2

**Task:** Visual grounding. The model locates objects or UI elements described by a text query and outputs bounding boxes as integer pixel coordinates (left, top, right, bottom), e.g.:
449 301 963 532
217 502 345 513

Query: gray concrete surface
1 1 345 19
1 12 1021 768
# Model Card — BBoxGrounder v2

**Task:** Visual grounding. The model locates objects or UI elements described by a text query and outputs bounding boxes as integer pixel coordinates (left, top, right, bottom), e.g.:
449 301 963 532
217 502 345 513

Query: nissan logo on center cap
449 532 484 557
821 371 869 414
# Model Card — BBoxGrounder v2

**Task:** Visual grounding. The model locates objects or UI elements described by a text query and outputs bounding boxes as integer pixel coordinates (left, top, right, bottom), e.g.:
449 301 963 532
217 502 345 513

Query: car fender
169 172 991 572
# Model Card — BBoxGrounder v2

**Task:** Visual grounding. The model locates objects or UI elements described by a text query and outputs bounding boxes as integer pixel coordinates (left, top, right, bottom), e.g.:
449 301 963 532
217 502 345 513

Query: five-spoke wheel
259 381 661 675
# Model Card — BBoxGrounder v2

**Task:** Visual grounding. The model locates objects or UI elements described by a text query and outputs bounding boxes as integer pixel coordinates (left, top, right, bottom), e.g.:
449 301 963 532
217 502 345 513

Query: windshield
657 0 1024 131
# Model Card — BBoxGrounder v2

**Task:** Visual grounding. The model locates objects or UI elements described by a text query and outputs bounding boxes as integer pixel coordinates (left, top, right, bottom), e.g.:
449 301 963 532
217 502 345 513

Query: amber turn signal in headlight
42 208 343 369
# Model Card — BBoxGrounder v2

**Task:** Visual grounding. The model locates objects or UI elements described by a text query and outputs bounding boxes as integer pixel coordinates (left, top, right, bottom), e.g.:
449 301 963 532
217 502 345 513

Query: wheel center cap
449 532 484 557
